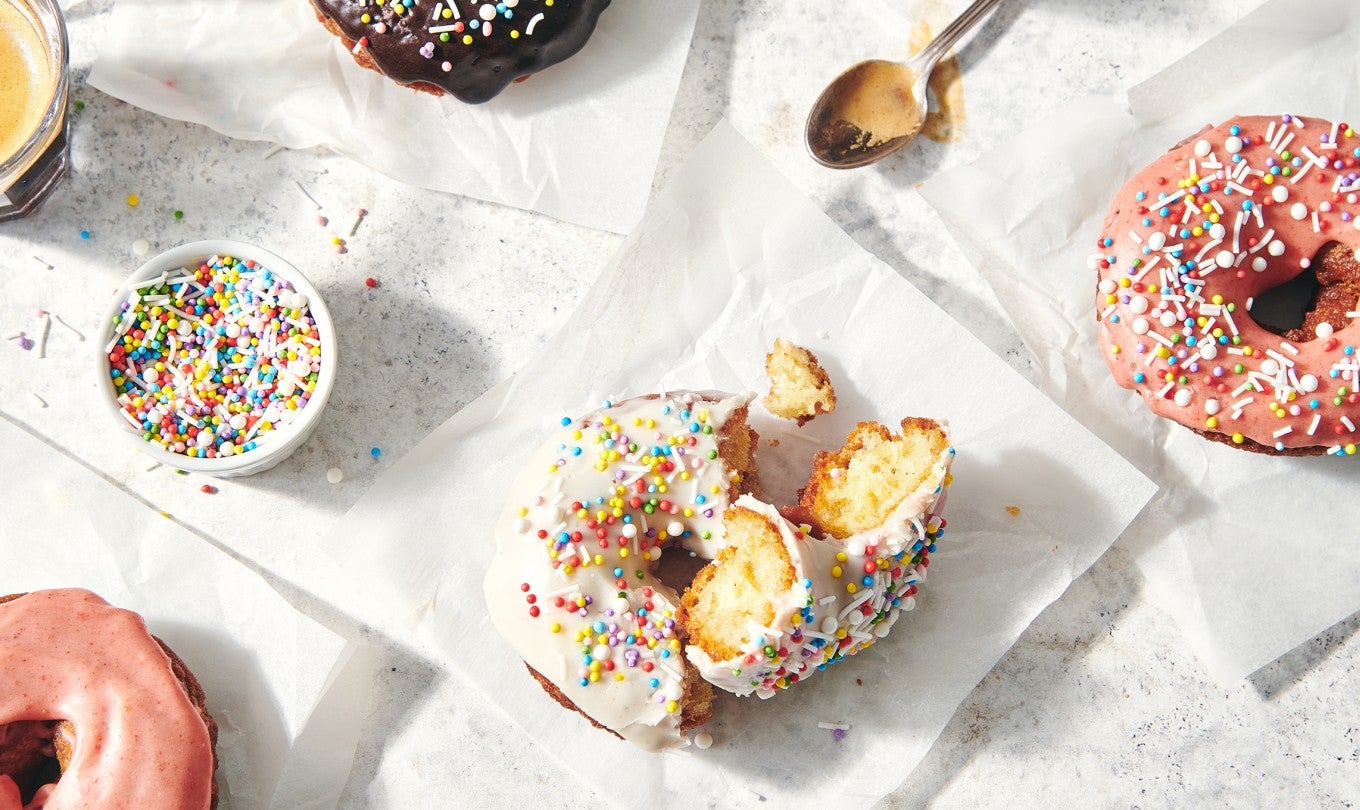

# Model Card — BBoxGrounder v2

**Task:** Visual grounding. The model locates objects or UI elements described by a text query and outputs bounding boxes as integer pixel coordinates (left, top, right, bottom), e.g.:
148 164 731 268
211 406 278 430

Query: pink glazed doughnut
0 589 217 810
1095 114 1360 455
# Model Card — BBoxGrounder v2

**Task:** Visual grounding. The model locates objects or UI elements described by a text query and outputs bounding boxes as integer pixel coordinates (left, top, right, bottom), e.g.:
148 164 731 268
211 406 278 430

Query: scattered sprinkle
326 466 344 484
31 393 47 408
50 312 85 342
364 277 378 288
370 447 382 458
349 208 368 237
173 210 184 220
73 99 85 111
127 194 140 207
132 239 151 257
1005 506 1021 517
262 143 286 160
294 180 323 211
200 484 217 494
693 732 713 750
79 230 90 240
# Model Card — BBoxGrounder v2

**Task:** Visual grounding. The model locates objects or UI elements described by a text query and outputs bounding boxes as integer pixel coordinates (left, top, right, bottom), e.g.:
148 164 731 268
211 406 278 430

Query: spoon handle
910 0 1005 71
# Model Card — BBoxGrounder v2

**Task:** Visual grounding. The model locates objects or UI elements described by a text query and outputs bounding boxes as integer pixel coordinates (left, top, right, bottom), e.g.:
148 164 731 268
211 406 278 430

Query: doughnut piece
1095 114 1360 455
310 0 611 103
763 338 837 425
485 391 953 748
0 590 218 810
682 418 952 696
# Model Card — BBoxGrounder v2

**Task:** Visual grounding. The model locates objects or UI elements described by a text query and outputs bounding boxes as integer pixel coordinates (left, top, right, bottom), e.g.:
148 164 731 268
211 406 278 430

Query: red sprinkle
365 277 378 288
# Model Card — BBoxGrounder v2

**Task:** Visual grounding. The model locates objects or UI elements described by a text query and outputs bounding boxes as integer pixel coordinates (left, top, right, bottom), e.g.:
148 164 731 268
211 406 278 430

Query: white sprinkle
1309 414 1322 436
1273 426 1293 439
31 392 47 408
1174 389 1192 407
428 23 460 33
294 180 323 210
693 732 713 750
132 238 150 257
816 722 851 731
262 143 286 159
526 12 545 34
34 312 50 359
326 467 344 484
1343 416 1356 433
49 313 84 341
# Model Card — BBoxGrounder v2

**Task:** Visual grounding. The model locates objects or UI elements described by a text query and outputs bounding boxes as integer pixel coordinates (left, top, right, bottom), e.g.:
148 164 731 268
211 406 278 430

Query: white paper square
920 0 1360 684
0 417 369 809
322 121 1155 805
87 0 700 234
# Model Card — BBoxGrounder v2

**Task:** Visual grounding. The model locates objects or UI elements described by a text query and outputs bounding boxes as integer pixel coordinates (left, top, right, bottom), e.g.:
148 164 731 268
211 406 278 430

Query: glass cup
0 0 70 222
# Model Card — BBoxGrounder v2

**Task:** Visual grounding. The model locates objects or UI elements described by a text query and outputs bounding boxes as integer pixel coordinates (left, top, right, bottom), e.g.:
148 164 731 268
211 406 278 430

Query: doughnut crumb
763 338 836 426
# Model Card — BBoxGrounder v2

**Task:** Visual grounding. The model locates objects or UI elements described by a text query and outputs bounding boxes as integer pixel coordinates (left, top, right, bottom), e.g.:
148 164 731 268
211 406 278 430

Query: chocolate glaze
312 0 610 104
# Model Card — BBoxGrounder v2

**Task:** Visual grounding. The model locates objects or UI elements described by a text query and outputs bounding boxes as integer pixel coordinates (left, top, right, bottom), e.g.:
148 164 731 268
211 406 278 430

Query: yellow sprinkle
550 623 561 633
846 583 858 594
1206 416 1218 429
665 700 679 714
1232 433 1244 444
126 194 139 207
831 565 843 578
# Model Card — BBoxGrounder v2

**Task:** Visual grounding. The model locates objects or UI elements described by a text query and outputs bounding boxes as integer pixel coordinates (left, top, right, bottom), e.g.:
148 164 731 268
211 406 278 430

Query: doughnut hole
0 720 66 804
1253 241 1360 341
680 507 794 661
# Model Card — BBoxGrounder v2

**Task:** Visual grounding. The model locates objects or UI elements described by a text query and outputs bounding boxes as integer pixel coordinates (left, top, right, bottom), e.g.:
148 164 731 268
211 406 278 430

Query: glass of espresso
0 0 69 222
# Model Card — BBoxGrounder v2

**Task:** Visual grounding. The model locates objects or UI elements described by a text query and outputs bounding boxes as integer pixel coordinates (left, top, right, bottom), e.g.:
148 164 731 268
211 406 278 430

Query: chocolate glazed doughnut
1095 115 1360 455
310 0 611 103
0 590 218 810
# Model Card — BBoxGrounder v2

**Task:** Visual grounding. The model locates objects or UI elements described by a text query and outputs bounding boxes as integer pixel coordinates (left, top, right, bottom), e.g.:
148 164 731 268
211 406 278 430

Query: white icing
484 392 752 751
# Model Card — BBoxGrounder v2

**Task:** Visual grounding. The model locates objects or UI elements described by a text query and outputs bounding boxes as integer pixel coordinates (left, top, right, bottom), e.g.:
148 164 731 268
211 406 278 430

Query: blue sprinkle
560 416 571 426
79 230 90 240
371 447 381 457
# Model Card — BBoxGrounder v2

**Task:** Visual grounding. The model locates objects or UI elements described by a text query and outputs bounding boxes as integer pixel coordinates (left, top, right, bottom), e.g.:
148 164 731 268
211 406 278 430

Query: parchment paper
920 0 1360 683
86 0 700 234
322 121 1156 806
0 417 370 810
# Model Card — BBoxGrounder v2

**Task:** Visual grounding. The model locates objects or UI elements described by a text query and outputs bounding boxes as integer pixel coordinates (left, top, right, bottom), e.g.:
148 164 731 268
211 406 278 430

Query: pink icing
0 589 214 810
1095 114 1360 452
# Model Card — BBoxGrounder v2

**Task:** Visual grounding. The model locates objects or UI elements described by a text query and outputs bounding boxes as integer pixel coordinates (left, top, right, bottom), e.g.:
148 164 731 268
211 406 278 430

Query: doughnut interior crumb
680 506 794 661
795 418 950 538
763 338 836 426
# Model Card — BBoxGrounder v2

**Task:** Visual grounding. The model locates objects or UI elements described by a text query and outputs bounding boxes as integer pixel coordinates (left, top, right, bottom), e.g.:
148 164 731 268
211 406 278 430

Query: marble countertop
1 0 1356 806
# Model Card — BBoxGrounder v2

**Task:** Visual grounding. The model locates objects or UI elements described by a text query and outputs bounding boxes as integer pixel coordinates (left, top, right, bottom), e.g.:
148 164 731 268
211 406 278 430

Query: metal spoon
806 0 1006 169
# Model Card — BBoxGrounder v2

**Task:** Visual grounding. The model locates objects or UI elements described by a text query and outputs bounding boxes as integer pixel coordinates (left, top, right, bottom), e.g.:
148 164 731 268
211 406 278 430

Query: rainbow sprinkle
105 255 322 458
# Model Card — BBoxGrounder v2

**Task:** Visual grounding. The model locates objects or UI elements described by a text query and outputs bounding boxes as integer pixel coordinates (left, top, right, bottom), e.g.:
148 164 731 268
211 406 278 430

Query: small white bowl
95 240 338 477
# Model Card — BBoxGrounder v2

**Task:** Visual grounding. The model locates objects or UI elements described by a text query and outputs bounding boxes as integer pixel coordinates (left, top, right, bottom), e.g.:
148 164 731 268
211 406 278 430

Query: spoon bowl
806 0 1005 169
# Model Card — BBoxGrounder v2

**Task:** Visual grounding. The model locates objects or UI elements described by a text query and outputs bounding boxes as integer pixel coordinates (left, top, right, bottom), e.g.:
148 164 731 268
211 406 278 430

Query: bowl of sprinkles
97 240 337 477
